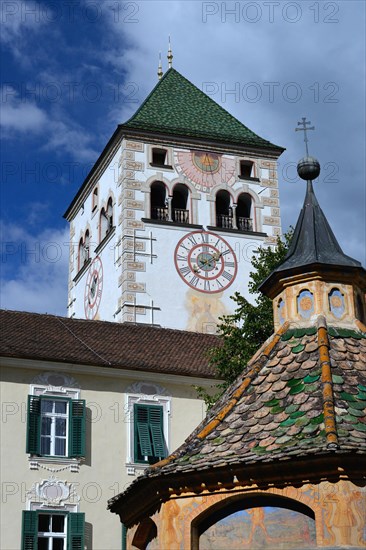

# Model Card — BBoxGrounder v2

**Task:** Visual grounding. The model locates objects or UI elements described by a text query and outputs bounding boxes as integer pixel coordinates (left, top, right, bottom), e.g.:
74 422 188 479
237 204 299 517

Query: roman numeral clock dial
174 231 238 293
84 256 103 320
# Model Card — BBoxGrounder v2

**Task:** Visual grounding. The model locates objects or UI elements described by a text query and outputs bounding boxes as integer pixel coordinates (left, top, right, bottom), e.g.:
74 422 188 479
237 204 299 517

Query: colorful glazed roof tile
123 68 283 151
109 317 366 525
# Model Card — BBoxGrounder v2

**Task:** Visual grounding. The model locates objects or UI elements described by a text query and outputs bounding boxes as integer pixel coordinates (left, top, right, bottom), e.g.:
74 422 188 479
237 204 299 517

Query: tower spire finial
295 116 315 156
167 36 173 69
157 52 163 80
295 117 320 182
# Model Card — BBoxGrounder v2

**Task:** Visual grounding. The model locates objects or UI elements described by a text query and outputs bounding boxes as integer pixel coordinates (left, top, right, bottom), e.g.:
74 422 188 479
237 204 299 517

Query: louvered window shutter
134 404 166 462
67 512 85 550
149 407 165 458
135 405 153 457
26 396 41 455
21 510 37 550
69 400 86 457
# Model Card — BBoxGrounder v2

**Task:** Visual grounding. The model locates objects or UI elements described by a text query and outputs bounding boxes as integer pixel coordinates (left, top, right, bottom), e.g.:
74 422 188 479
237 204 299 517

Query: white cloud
0 222 69 316
1 86 48 134
44 120 98 162
1 87 98 162
98 0 365 266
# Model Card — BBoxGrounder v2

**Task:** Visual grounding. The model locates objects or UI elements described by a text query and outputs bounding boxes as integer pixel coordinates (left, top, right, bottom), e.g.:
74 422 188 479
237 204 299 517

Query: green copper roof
123 68 283 151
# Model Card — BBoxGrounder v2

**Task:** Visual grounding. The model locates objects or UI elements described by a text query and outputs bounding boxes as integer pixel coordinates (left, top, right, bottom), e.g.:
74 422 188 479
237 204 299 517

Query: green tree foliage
196 230 293 408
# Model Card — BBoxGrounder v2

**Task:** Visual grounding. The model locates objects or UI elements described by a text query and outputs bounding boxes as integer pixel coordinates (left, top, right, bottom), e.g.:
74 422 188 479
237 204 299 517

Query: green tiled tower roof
123 68 283 151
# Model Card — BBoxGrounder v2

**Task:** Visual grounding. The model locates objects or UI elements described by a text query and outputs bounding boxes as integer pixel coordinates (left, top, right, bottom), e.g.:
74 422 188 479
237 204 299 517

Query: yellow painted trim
355 319 366 333
150 321 290 469
318 326 338 448
197 321 290 440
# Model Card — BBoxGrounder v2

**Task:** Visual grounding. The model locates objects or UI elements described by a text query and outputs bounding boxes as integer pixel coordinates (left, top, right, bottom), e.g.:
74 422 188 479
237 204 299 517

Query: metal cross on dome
295 117 315 156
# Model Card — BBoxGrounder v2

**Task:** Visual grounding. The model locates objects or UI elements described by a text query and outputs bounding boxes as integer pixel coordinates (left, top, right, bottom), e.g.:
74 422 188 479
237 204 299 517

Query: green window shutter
135 405 153 457
149 407 165 458
69 400 86 458
67 512 85 550
26 396 41 455
21 510 37 550
134 404 166 462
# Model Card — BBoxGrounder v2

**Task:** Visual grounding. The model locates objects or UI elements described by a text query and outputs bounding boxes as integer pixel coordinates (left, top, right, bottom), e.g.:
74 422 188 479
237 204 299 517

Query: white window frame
29 384 81 471
37 511 67 550
40 399 69 458
125 392 171 471
27 503 79 550
148 144 174 170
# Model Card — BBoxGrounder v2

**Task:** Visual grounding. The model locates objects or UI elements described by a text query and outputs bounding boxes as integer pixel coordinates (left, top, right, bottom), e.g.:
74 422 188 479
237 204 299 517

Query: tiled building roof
123 68 284 151
64 68 284 219
108 317 366 525
0 310 219 378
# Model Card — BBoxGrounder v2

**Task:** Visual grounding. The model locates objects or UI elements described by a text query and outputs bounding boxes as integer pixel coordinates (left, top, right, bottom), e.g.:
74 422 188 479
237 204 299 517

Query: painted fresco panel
200 507 316 549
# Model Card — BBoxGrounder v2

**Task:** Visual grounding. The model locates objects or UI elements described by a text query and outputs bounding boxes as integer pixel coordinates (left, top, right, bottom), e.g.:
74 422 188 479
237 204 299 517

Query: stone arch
215 189 234 229
208 182 235 201
171 178 200 223
232 184 261 207
171 183 190 223
171 177 200 200
183 488 319 549
150 181 169 221
140 174 172 194
140 176 171 219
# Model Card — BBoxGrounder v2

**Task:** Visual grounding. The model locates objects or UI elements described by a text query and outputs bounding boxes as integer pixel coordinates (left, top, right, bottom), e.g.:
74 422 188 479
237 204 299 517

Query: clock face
84 257 103 320
174 231 238 293
175 150 236 192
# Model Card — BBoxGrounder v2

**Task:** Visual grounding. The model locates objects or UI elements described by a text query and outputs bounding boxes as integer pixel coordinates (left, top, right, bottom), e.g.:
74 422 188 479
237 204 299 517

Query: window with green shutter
134 404 166 464
21 511 84 550
26 396 86 458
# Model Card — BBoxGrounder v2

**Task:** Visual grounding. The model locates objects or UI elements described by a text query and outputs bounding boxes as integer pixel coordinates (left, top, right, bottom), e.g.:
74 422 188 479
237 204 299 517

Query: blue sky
1 0 365 315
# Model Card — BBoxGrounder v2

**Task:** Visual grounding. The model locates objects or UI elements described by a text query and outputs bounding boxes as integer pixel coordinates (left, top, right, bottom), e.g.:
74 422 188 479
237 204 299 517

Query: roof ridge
317 316 339 450
149 321 290 472
123 68 175 126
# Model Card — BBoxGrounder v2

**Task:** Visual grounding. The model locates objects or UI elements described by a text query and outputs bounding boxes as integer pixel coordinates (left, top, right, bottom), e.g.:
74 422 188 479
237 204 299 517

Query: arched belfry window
151 181 168 221
78 231 90 271
78 237 84 271
236 193 253 232
84 230 90 262
99 198 113 241
216 190 232 229
92 187 98 211
172 184 189 223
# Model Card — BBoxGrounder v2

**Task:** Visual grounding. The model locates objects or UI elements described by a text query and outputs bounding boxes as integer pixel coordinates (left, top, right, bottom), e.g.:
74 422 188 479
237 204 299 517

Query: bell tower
64 58 285 332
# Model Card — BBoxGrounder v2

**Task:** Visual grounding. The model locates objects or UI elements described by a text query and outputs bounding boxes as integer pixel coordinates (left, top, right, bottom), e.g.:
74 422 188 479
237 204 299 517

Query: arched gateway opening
192 494 316 550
